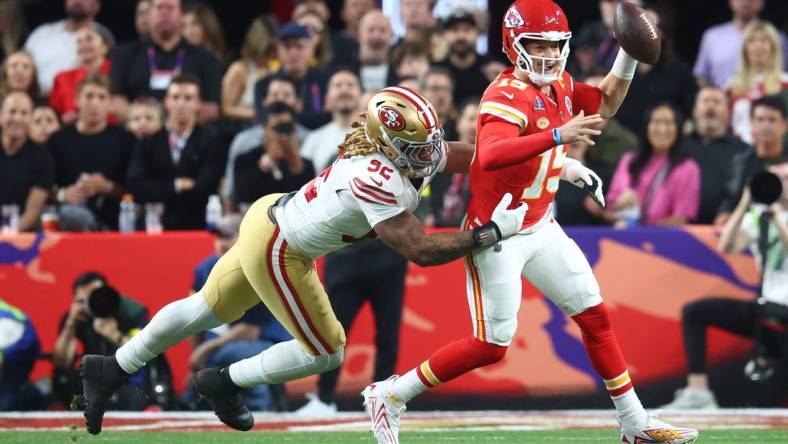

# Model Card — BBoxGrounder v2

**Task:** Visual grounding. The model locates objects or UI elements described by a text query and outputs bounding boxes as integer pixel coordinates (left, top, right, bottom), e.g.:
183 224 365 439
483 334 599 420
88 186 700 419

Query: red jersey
466 67 601 230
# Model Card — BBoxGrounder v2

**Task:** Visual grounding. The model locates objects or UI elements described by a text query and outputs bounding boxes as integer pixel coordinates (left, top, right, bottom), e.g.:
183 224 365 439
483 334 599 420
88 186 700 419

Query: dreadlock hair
338 116 379 159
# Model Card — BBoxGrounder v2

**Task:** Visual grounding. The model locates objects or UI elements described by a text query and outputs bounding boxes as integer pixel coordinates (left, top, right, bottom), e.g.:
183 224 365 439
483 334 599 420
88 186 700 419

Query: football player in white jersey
78 86 528 434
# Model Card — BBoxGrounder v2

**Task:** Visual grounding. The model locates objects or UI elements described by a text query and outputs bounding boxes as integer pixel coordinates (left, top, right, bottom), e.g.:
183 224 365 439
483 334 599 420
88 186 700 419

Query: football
612 1 662 65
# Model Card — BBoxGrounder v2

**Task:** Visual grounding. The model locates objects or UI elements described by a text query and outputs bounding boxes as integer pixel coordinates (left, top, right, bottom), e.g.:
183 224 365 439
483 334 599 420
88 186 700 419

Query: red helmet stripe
382 86 437 129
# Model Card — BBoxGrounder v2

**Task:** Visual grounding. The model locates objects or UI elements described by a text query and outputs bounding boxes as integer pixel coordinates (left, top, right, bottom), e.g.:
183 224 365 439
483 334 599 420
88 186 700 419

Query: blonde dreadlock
338 115 379 159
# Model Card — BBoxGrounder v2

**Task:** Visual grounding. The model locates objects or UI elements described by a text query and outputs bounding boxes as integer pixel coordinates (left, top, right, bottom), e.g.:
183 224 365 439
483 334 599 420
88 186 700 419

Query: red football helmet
502 0 572 86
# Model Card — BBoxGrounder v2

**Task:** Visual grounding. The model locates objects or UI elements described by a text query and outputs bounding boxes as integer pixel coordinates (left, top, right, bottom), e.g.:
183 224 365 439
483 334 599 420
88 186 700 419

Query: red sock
428 336 507 383
572 302 633 397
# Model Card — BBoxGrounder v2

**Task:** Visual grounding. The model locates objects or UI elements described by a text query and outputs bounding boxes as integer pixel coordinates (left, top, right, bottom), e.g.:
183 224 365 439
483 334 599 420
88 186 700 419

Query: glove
472 193 528 247
563 158 605 207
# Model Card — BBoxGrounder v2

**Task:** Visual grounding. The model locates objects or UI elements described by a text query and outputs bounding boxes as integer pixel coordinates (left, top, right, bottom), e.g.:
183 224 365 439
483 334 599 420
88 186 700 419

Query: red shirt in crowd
49 59 119 125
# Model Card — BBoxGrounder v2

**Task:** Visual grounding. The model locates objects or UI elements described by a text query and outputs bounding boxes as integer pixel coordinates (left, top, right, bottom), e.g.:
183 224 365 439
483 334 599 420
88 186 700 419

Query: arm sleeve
572 81 602 115
606 153 634 205
476 118 555 171
669 160 701 220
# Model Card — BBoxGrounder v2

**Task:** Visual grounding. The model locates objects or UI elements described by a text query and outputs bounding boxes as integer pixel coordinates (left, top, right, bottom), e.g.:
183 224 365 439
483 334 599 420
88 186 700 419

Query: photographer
233 101 315 208
52 272 153 410
664 160 788 409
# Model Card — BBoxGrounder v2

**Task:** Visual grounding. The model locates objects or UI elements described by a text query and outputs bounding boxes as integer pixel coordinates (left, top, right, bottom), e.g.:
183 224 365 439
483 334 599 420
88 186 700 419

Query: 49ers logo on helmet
504 6 524 28
378 106 405 131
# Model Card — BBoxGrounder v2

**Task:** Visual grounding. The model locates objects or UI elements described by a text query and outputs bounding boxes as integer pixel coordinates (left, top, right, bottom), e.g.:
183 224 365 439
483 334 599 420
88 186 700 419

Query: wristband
551 128 562 146
611 48 638 80
472 222 502 248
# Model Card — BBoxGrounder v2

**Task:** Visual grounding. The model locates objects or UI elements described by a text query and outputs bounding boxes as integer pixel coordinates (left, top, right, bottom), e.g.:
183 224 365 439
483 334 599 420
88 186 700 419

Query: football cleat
194 367 254 431
80 355 128 435
618 411 698 443
362 376 406 444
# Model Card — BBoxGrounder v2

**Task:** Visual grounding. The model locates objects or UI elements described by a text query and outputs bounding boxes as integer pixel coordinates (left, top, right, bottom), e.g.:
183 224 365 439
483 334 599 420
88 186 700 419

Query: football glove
472 193 528 247
562 158 605 208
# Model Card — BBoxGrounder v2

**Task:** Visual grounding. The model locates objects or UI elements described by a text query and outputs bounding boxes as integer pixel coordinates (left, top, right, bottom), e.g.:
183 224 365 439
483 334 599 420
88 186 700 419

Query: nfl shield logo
565 96 573 116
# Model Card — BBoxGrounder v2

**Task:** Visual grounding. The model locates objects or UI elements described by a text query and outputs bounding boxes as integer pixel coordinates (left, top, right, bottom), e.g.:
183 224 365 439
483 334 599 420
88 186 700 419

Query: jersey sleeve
570 76 603 115
478 82 530 130
347 159 407 227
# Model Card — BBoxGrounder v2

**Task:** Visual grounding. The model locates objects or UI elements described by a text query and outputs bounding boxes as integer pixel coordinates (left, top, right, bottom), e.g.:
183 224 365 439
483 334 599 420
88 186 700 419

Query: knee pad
572 302 612 343
313 347 344 373
487 317 518 346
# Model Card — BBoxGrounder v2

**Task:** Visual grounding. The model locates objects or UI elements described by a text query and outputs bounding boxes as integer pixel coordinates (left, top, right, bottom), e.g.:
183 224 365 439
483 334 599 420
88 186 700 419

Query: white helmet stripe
383 86 437 129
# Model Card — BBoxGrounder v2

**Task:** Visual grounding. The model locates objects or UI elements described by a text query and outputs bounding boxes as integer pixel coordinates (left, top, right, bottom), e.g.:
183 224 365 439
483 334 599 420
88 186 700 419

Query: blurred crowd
1 0 787 411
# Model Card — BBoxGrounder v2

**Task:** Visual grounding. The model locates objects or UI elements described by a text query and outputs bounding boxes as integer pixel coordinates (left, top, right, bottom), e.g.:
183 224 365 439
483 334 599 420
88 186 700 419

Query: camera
85 285 121 318
750 170 782 205
272 121 294 135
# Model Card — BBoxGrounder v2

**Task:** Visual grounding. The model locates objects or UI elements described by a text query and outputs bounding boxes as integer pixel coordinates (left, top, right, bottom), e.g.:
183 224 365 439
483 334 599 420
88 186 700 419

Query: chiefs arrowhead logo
504 7 524 28
378 106 405 131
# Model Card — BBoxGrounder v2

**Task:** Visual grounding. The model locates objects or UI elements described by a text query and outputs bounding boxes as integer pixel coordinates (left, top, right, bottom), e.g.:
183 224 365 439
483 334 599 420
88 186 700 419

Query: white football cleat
618 411 698 443
362 376 405 444
294 392 337 417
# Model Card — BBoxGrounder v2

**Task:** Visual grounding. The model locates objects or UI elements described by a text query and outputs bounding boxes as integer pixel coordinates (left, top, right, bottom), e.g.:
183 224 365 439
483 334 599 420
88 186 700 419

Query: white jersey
276 152 434 259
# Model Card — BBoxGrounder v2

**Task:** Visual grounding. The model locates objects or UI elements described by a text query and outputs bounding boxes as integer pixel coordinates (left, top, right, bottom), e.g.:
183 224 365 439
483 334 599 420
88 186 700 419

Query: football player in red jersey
363 1 698 443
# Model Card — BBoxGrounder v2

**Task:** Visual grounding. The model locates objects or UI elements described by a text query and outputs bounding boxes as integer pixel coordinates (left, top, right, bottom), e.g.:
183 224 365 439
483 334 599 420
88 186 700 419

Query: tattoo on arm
374 211 476 266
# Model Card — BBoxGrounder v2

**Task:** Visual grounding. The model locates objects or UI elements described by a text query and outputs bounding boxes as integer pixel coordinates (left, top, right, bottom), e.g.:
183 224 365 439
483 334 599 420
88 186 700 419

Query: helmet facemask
368 125 445 178
511 31 571 86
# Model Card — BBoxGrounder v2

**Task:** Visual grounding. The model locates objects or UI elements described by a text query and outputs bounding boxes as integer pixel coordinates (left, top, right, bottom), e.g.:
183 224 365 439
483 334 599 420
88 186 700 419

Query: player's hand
563 160 605 207
490 193 528 239
558 110 603 146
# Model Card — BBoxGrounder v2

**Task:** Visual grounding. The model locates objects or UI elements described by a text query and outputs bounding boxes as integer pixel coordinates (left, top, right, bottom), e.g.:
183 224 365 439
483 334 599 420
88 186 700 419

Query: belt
267 192 296 226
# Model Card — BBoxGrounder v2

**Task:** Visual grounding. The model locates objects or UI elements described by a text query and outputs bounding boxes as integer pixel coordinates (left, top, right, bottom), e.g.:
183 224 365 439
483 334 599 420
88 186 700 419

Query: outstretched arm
596 49 638 118
442 141 475 173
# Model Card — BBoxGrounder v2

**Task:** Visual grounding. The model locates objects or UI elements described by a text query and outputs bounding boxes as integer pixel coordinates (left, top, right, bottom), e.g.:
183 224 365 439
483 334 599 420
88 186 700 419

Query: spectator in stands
607 103 701 227
397 76 421 93
426 97 477 228
694 0 787 88
254 21 330 130
0 299 43 410
181 2 226 65
29 104 61 145
0 0 26 62
685 87 750 224
388 42 430 86
110 0 222 122
717 96 787 225
50 25 113 125
663 159 788 409
0 92 53 232
221 15 277 123
125 98 163 139
294 0 359 69
135 0 153 40
727 21 788 144
233 102 314 208
0 51 40 103
183 214 291 411
223 76 309 208
340 0 375 42
127 74 223 230
396 0 436 48
436 8 493 106
420 66 457 140
615 8 698 134
295 7 332 68
50 74 135 231
356 9 393 92
557 74 639 226
52 272 155 410
24 0 113 94
301 69 362 173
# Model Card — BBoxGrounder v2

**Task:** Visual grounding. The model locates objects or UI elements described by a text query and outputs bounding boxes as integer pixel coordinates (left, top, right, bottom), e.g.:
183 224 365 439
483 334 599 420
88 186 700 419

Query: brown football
612 2 661 65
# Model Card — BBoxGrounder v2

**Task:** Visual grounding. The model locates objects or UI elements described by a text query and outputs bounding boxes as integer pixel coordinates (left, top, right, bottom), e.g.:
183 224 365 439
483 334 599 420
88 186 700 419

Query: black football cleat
194 367 254 431
80 355 128 435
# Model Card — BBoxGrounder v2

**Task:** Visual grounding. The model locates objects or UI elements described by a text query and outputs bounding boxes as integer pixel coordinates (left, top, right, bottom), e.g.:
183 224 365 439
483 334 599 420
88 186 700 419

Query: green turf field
3 430 788 443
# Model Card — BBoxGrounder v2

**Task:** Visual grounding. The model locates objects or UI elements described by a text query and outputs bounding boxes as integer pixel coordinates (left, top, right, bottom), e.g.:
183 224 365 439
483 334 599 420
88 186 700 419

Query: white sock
613 388 647 424
229 339 343 388
389 361 439 404
116 291 222 374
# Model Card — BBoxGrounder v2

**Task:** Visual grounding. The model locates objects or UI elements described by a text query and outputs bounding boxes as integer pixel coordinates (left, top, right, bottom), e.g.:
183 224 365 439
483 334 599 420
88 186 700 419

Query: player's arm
596 49 638 118
476 115 603 171
442 141 475 173
373 193 527 267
